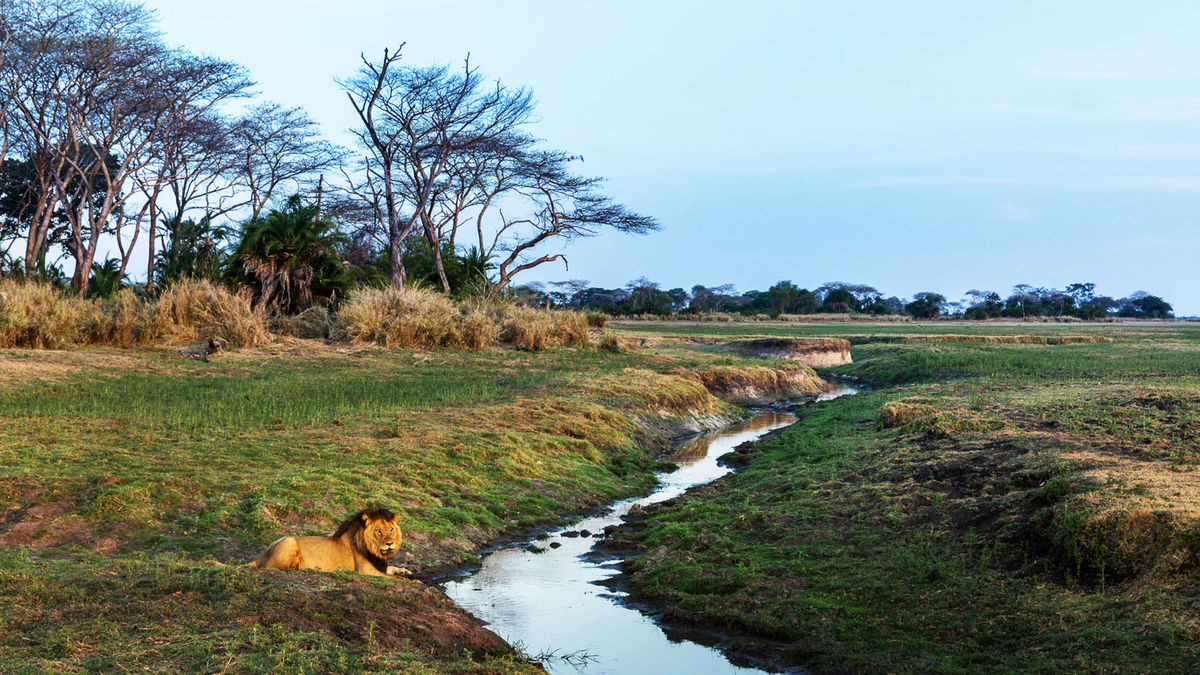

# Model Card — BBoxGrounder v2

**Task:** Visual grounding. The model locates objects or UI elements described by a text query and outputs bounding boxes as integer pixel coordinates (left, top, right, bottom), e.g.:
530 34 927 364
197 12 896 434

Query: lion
251 508 407 577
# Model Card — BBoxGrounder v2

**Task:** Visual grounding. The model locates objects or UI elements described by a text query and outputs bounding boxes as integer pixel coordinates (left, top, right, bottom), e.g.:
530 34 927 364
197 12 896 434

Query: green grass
0 549 535 674
610 320 1200 672
0 341 756 672
7 321 1200 672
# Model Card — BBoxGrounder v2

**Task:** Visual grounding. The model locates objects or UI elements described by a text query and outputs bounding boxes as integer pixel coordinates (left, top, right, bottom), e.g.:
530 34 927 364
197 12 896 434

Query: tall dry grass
0 279 267 349
340 286 589 351
148 279 269 347
2 278 589 352
339 286 465 348
0 280 95 348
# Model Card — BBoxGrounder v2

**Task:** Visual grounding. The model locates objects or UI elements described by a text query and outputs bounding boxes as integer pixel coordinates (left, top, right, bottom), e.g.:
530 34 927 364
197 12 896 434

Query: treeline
0 0 654 308
513 279 1176 320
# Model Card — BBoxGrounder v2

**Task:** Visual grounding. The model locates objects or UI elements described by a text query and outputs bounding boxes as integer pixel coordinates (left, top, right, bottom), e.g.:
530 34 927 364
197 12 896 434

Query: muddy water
442 386 857 674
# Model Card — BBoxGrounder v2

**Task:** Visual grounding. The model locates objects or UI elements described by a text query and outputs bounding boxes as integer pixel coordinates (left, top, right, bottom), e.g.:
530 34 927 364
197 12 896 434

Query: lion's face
361 512 402 560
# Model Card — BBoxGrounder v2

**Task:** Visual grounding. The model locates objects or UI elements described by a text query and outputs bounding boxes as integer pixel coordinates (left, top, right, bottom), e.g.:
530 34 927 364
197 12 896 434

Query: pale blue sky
146 1 1200 313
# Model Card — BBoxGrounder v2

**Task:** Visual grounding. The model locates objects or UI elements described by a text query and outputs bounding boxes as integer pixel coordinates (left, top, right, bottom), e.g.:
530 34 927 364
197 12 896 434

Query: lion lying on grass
251 508 407 577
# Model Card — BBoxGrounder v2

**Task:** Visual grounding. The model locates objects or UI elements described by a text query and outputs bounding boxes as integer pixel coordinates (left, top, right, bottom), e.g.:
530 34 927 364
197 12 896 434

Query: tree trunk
389 235 405 290
422 211 451 293
145 199 159 291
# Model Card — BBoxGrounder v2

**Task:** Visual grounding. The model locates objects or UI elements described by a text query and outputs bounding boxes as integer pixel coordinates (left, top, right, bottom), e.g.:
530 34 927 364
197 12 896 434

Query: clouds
855 175 1200 193
1031 47 1199 80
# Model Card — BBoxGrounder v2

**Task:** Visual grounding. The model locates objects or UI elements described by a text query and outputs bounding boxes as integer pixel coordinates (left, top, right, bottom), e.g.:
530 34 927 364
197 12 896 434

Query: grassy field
0 338 815 672
6 320 1199 672
607 320 1200 672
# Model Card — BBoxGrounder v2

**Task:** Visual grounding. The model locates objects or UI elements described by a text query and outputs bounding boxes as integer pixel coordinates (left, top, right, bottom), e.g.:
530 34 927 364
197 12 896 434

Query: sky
143 0 1200 314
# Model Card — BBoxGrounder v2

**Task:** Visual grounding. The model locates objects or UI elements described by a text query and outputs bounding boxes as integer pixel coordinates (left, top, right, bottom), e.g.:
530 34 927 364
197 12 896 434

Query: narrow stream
442 385 858 674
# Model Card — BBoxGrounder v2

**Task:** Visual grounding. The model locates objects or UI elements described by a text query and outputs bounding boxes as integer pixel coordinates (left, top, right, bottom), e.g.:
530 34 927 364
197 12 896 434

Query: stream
441 385 858 674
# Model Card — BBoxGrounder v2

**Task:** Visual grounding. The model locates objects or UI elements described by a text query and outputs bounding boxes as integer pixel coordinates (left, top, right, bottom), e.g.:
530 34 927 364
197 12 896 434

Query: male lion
251 508 406 577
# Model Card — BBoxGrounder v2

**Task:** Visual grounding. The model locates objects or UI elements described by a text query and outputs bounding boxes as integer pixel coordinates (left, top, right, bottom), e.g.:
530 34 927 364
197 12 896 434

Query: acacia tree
481 149 657 298
0 1 264 294
132 58 252 286
342 46 536 291
230 102 344 220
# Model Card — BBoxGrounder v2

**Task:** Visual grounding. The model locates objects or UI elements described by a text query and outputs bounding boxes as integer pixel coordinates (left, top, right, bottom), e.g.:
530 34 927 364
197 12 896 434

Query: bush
340 286 464 348
271 306 333 339
148 279 269 347
0 280 95 348
586 312 608 328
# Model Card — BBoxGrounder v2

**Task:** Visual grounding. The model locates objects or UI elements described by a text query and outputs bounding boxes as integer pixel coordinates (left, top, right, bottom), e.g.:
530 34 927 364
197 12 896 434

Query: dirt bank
724 337 853 368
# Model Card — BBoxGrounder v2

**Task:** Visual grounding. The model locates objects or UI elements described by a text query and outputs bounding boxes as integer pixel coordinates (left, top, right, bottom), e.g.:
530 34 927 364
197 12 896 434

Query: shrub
340 286 463 348
0 280 95 349
149 279 268 347
271 306 333 339
586 312 608 328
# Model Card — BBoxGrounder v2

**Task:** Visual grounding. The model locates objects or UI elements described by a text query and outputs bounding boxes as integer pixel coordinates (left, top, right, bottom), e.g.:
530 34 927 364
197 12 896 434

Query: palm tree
232 195 350 314
87 258 127 299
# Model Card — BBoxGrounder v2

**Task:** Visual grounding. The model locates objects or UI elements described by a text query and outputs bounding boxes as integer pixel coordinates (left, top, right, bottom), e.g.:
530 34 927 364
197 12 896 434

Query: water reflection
442 385 856 674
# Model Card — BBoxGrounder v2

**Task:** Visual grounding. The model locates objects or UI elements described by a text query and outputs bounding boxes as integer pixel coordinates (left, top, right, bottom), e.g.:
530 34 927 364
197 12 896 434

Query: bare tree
0 0 81 272
230 102 344 220
130 56 252 285
342 46 535 290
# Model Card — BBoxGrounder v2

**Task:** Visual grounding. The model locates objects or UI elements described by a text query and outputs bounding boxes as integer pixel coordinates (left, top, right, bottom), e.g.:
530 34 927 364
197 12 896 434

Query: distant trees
1118 292 1173 319
905 292 946 319
508 277 1178 321
953 283 1172 320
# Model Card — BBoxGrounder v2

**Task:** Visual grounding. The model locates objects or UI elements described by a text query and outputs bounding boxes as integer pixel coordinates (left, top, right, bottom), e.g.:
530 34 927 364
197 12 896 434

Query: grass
8 315 1199 672
0 338 796 672
0 279 591 352
0 549 531 674
608 319 1200 672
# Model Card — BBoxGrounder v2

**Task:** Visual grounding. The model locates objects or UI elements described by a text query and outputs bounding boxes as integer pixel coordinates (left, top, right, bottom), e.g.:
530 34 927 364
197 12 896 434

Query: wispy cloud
854 175 1017 188
1117 143 1200 160
999 203 1035 221
968 97 1200 123
1032 48 1196 80
854 175 1200 193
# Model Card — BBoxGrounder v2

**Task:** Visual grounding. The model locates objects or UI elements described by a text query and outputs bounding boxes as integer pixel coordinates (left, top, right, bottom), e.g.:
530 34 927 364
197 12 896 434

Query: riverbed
442 386 857 674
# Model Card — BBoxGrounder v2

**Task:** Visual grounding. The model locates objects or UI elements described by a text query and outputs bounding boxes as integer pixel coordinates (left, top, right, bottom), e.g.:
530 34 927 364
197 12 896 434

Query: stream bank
440 386 857 674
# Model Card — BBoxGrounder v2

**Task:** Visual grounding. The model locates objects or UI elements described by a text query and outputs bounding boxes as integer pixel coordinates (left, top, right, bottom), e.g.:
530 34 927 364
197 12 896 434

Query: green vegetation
1 339 823 671
611 320 1200 672
525 279 1176 320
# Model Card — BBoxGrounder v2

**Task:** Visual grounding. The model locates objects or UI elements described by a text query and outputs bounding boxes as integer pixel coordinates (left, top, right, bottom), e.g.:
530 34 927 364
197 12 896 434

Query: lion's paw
386 565 410 577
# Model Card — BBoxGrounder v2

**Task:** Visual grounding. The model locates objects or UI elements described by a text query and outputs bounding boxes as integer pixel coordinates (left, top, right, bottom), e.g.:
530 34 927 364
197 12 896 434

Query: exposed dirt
256 573 512 657
725 337 854 368
0 349 161 383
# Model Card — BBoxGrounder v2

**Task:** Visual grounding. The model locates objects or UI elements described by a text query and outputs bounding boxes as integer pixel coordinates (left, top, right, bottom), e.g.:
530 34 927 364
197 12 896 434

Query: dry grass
341 286 463 348
0 279 268 349
460 310 501 349
674 363 826 406
1 279 593 353
271 306 332 339
148 279 269 347
339 287 589 352
856 334 1113 345
501 306 589 351
0 280 96 349
879 398 996 436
